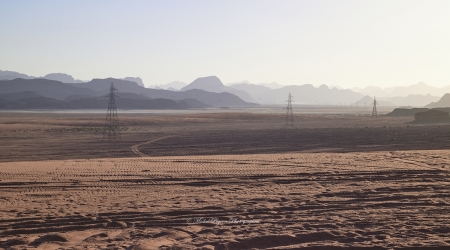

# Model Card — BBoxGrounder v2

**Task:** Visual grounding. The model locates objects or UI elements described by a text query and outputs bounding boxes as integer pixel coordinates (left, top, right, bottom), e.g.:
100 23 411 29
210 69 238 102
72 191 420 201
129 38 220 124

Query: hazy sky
1 0 450 88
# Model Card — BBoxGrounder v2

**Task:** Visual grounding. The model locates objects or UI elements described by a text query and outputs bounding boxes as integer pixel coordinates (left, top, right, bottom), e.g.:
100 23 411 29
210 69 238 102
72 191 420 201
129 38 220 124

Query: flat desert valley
1 109 450 249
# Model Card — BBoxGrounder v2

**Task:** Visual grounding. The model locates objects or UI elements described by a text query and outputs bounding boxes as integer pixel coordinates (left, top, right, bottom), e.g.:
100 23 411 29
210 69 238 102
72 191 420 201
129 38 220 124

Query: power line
372 96 378 117
284 92 295 129
103 82 121 141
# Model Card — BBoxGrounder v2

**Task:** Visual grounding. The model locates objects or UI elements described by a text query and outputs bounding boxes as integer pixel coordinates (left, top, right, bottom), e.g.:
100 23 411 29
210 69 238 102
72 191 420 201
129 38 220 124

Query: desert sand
1 110 450 249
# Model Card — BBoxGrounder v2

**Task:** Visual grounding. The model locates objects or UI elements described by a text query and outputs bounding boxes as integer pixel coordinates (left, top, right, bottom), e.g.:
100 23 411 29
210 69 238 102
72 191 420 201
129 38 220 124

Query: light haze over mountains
351 82 449 98
2 69 450 108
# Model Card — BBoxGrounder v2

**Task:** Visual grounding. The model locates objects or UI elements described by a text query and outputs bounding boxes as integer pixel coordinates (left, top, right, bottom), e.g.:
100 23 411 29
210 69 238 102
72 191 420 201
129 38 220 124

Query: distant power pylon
284 92 295 129
372 96 378 117
103 82 121 141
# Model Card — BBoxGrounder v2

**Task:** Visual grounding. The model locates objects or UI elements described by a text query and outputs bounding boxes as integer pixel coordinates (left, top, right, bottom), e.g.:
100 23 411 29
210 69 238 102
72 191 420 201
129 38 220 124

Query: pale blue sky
1 0 450 88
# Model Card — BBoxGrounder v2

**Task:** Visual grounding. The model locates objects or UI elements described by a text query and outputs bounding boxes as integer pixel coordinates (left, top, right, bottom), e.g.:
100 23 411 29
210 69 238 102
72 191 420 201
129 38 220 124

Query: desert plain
1 108 450 250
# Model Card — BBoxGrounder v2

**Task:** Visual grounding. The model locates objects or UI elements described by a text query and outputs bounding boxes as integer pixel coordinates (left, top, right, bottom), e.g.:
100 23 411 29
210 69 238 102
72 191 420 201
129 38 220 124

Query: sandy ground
1 111 450 249
1 112 449 162
1 151 450 249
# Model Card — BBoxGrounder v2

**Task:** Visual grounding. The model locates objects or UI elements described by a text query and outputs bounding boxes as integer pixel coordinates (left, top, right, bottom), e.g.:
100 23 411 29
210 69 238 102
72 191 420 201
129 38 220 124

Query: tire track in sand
131 135 176 157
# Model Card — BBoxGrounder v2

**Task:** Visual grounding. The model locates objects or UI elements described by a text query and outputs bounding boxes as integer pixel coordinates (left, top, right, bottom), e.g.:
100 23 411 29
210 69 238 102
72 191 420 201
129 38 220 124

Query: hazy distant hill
227 83 273 102
68 78 143 95
122 77 144 87
283 85 363 105
256 82 284 89
0 78 252 108
226 80 285 89
388 82 448 97
143 88 257 108
0 70 87 83
352 86 391 97
182 76 223 92
0 70 34 80
0 78 95 100
384 94 440 107
0 69 146 87
72 78 254 107
352 94 439 107
228 83 366 105
0 90 207 110
44 73 85 83
353 82 450 98
150 81 187 90
353 95 395 107
425 93 450 108
181 76 255 103
240 84 363 105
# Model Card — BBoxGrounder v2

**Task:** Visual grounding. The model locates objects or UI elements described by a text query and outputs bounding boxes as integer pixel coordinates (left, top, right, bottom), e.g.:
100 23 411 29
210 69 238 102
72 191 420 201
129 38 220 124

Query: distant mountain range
180 76 255 103
353 96 395 107
379 93 450 113
227 83 273 103
226 80 285 89
228 83 364 105
0 70 35 80
425 93 450 108
351 82 449 98
0 77 257 109
43 73 86 83
122 77 144 87
351 94 441 107
0 78 94 100
230 82 359 104
69 78 256 108
382 94 440 107
0 90 196 109
149 81 187 90
0 70 145 86
4 69 450 108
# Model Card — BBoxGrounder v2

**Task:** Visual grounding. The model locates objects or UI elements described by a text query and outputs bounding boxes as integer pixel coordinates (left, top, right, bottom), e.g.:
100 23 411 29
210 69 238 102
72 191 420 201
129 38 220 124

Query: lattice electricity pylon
372 96 378 117
284 92 295 129
103 82 121 141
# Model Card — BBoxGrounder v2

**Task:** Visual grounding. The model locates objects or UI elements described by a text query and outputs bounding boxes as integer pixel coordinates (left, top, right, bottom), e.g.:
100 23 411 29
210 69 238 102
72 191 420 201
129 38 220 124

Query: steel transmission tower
372 96 378 117
284 92 295 129
103 82 121 141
